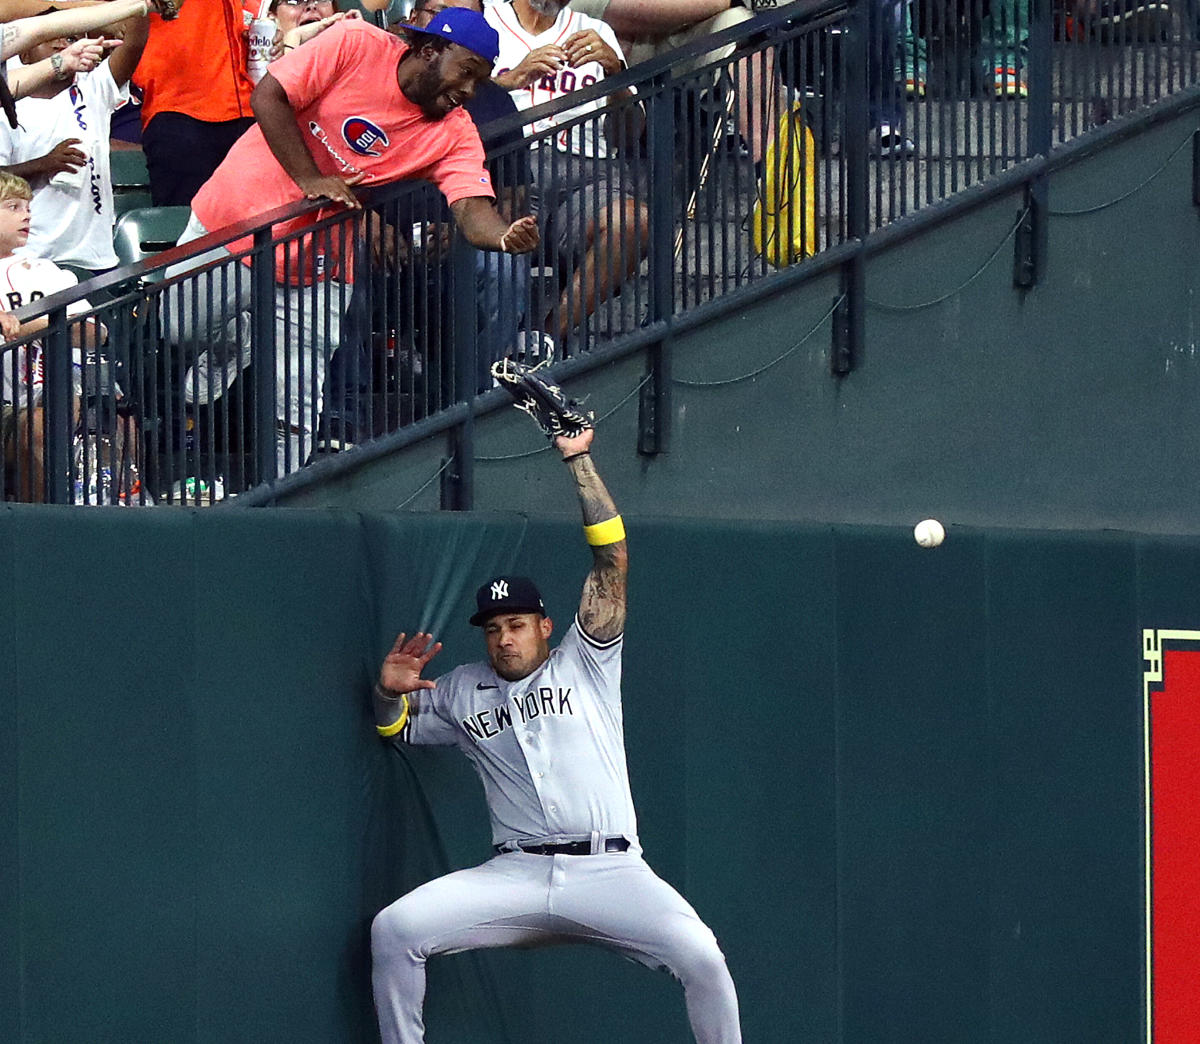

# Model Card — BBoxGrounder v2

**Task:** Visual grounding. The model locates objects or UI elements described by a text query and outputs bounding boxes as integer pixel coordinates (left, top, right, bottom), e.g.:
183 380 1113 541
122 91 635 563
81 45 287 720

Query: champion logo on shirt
342 117 389 157
68 85 88 131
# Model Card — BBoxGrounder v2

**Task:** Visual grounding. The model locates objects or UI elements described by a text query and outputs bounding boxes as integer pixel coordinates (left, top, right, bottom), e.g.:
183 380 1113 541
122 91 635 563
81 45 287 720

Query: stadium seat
114 190 153 220
112 206 190 267
110 149 149 191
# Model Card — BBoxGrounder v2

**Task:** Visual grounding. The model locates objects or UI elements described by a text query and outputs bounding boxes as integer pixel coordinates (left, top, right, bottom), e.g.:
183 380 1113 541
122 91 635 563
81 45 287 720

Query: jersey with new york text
486 2 628 159
400 617 638 849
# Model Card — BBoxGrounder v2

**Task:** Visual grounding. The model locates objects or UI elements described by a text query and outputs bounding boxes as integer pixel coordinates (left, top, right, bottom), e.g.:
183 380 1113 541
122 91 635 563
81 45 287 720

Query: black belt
500 836 630 856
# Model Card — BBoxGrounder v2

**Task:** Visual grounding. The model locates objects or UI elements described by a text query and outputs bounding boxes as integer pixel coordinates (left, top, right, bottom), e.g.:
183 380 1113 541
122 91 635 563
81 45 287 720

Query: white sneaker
184 348 252 405
873 125 916 158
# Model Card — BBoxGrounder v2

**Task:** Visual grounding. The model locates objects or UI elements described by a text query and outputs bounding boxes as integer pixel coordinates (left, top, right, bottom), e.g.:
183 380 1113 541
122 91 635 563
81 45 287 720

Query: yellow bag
752 101 818 268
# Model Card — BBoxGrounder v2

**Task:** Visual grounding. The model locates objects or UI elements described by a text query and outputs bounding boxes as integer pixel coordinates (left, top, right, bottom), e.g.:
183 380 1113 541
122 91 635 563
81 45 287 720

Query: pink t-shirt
191 20 494 283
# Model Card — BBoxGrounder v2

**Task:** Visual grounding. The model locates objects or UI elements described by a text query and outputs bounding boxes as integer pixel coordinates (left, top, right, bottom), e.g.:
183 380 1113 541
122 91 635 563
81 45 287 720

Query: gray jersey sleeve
401 673 464 747
559 615 623 704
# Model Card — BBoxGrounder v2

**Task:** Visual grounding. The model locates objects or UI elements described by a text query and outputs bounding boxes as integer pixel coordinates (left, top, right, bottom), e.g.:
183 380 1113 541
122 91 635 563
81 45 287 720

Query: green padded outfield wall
0 503 1184 1042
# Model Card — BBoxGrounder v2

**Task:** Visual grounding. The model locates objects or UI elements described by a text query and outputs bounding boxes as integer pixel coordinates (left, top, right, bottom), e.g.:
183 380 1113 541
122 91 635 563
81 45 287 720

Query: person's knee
671 926 733 985
596 198 650 248
371 901 428 961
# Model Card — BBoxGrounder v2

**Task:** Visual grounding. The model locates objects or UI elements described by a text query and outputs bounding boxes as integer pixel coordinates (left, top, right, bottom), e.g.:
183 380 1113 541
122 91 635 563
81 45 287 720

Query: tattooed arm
557 429 628 642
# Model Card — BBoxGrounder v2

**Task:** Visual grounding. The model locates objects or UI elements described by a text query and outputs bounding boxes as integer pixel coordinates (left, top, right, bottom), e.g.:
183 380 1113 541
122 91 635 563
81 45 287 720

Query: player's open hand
380 632 442 693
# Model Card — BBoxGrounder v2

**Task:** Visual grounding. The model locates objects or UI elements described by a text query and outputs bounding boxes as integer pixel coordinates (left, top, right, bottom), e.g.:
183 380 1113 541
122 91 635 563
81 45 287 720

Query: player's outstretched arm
558 429 627 642
374 631 441 735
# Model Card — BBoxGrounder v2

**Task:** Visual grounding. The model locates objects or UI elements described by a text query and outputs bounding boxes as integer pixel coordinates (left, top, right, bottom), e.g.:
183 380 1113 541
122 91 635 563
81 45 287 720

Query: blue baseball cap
399 8 500 66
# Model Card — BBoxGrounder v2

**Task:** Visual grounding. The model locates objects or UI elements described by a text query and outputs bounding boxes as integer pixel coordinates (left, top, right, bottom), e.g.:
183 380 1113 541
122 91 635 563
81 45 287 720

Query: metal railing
5 0 1198 505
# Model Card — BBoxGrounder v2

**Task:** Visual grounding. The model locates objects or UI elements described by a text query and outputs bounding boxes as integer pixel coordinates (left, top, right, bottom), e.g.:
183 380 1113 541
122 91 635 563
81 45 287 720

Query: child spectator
0 9 150 278
0 172 105 502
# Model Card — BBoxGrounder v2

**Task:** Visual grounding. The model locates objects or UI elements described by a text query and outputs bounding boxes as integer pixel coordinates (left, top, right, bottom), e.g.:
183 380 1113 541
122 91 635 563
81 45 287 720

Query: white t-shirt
0 253 90 408
0 61 128 270
485 2 628 159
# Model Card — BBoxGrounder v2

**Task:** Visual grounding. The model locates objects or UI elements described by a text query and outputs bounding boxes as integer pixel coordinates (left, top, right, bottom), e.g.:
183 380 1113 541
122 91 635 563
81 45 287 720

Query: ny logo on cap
491 580 509 600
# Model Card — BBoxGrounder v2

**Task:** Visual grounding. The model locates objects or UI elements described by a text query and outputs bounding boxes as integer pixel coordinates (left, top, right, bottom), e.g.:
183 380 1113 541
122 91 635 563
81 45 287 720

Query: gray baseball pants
371 849 741 1043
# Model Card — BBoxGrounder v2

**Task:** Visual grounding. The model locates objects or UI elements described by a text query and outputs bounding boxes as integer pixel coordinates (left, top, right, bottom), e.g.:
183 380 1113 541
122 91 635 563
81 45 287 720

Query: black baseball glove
490 358 594 440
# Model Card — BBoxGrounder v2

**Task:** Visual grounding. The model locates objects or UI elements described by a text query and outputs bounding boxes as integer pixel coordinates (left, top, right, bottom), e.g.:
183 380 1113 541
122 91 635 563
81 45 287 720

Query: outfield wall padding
0 505 1176 1042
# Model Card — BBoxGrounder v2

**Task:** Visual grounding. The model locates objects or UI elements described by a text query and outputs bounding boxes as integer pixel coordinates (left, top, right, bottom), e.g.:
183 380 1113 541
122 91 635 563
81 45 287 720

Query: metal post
837 0 869 376
1016 0 1053 290
639 73 676 456
1013 188 1040 289
442 235 477 510
251 227 277 485
42 305 72 503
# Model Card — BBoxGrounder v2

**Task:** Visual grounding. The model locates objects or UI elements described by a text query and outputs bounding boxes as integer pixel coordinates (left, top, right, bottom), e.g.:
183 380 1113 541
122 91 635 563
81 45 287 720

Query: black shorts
528 149 645 262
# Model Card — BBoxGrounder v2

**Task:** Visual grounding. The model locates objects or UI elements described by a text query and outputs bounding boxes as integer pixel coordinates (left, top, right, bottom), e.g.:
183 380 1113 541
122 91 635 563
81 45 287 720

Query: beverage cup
248 17 275 83
48 147 89 192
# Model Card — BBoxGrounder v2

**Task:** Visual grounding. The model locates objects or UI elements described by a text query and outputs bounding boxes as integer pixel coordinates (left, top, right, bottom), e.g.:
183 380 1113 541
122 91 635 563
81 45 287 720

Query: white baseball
913 518 945 548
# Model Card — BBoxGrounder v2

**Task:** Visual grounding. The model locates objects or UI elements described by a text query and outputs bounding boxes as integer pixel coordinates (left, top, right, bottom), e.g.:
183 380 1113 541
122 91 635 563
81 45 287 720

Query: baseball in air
913 518 945 548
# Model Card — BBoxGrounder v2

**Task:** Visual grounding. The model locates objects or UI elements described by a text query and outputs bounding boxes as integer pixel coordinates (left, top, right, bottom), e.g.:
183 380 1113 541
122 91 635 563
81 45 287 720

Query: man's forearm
1 1 148 60
8 55 67 99
565 449 628 639
451 195 508 251
566 451 620 528
0 158 54 181
599 0 731 37
107 12 150 88
372 681 411 734
0 1 102 17
251 74 324 186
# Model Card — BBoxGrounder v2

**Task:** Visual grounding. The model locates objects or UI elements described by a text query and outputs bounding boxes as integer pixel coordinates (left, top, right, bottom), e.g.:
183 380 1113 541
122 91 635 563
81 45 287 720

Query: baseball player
370 426 742 1043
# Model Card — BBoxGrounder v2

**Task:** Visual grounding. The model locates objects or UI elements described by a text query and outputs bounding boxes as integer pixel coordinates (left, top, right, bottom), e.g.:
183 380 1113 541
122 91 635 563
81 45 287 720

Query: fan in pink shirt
165 10 538 480
193 15 530 282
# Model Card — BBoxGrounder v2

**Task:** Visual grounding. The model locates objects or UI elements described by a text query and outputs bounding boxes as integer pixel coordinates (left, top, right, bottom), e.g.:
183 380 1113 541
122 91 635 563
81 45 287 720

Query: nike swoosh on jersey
476 682 499 690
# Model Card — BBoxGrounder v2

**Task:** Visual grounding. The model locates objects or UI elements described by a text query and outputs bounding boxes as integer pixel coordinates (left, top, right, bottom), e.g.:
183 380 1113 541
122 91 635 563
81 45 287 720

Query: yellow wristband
376 694 410 737
584 515 625 546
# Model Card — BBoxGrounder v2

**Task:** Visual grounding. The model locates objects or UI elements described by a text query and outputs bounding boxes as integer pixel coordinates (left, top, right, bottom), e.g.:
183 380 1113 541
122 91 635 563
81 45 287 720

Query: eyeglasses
277 0 334 7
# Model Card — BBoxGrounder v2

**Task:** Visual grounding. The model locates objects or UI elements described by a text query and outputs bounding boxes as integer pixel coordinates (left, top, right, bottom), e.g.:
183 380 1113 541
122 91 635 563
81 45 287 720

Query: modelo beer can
247 17 274 83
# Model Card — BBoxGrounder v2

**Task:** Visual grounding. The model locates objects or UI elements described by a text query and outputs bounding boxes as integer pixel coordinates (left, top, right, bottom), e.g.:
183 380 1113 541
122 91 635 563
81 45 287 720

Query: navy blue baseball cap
470 576 545 626
399 8 500 66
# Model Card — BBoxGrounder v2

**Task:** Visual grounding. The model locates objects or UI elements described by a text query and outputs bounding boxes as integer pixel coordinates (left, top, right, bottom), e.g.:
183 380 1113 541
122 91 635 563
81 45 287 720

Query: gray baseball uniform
371 616 742 1044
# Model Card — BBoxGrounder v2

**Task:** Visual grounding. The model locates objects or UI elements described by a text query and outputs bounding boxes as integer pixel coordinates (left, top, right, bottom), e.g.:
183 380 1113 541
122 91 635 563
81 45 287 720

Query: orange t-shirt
191 20 495 284
133 0 254 126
